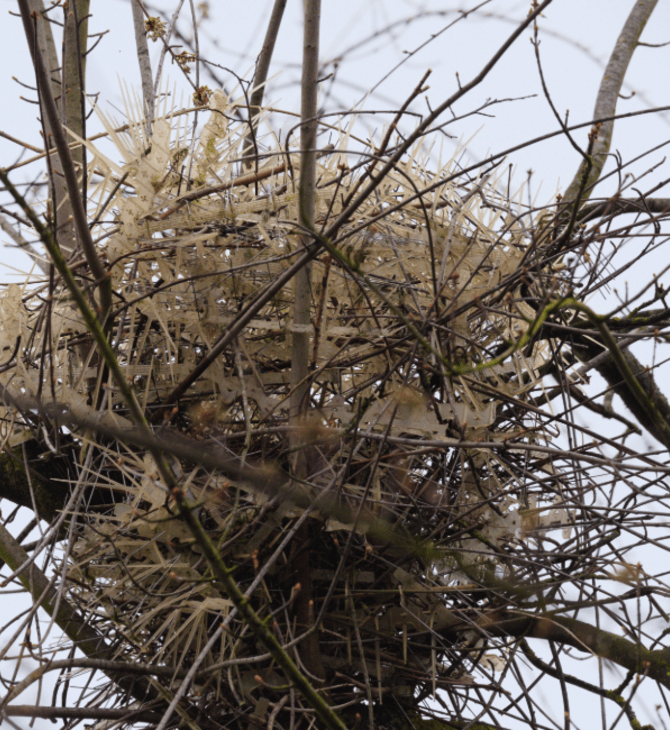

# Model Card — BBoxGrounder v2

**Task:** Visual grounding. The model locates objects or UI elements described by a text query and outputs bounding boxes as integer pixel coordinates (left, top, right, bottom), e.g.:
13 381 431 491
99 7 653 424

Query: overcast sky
2 0 669 238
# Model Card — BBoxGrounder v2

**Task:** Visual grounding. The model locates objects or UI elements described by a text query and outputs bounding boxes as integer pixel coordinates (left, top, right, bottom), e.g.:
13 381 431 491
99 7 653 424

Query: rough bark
562 0 659 207
290 0 325 685
574 332 670 449
130 0 155 134
22 0 84 255
478 610 670 689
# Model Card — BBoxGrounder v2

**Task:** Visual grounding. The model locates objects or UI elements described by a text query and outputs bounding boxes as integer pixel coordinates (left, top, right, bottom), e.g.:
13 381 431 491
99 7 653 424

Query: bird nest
0 90 570 724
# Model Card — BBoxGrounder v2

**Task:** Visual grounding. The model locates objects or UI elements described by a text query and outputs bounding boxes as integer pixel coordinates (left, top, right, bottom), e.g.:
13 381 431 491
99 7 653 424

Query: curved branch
23 0 77 254
519 639 649 730
562 0 659 207
544 299 670 450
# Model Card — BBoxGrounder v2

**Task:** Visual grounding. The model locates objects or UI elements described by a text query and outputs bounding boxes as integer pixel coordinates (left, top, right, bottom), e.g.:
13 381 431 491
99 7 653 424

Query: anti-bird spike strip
0 90 571 716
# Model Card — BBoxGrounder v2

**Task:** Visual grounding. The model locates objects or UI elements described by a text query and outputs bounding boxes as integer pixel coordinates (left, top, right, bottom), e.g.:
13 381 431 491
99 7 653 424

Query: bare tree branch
17 0 111 322
23 0 77 254
3 706 167 724
481 611 670 689
291 0 321 428
130 0 155 135
241 0 288 168
563 0 659 206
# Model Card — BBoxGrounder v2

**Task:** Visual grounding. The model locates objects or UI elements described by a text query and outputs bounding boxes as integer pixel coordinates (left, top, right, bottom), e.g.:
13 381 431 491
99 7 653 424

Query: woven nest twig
0 90 570 723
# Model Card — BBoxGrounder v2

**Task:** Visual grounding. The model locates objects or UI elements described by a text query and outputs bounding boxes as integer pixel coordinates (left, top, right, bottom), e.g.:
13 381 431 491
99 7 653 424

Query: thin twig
153 0 187 97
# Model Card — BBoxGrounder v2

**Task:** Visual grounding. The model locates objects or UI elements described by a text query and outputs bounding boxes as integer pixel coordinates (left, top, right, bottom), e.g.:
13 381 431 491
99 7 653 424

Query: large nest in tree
0 91 571 724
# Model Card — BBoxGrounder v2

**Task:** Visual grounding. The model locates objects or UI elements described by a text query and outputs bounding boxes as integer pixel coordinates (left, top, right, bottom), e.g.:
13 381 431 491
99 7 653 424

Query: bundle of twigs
0 91 570 725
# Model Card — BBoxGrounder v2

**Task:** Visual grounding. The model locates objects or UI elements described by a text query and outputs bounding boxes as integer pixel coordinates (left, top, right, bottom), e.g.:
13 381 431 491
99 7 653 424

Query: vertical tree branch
131 0 155 135
158 0 554 411
24 0 77 255
241 0 288 168
17 0 112 325
562 0 659 206
61 0 90 174
290 0 324 685
292 0 321 422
